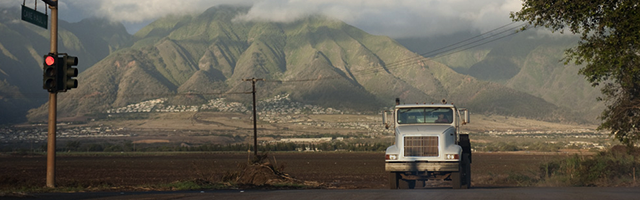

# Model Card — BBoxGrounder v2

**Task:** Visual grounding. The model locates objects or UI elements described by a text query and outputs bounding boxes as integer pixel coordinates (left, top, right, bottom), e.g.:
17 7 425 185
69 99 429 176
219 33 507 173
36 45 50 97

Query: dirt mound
236 162 291 185
229 153 321 188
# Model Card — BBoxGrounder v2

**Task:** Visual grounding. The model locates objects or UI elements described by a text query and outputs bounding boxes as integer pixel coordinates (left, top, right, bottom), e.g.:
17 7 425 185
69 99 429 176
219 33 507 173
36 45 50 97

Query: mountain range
399 30 602 121
0 8 132 123
0 5 601 125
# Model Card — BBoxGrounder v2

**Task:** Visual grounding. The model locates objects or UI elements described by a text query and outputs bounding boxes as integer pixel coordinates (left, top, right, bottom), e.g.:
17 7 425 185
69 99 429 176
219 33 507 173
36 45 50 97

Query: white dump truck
383 98 471 189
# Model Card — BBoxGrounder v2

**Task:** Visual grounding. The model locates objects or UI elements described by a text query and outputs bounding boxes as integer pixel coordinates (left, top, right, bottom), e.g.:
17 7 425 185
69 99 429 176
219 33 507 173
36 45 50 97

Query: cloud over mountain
2 0 522 38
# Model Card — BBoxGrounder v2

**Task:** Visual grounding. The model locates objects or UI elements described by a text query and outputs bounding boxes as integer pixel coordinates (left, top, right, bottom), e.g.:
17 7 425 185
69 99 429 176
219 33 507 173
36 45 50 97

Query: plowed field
0 152 569 190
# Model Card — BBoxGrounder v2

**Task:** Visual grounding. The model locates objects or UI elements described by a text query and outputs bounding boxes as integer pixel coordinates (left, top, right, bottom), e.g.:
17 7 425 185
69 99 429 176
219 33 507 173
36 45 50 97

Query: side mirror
382 110 390 129
462 109 470 124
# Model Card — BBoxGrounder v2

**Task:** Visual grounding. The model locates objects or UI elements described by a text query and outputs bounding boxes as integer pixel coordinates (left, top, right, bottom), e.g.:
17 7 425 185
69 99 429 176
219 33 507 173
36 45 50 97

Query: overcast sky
2 0 524 38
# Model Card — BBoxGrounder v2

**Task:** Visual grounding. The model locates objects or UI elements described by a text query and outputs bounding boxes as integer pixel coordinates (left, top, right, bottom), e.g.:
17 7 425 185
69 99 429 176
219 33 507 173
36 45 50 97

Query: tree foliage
511 0 640 146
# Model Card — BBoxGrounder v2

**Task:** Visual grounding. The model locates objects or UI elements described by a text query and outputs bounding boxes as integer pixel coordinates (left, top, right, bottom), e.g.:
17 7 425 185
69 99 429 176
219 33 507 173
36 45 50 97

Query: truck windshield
397 107 453 124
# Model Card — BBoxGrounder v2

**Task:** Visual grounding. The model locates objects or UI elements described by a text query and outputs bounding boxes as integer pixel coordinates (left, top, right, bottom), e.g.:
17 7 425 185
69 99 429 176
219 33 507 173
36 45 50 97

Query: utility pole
42 0 58 188
243 78 263 156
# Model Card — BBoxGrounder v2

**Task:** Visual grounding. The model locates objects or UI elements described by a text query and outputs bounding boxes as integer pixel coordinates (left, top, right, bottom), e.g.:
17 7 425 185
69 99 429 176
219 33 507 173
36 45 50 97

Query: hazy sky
3 0 523 38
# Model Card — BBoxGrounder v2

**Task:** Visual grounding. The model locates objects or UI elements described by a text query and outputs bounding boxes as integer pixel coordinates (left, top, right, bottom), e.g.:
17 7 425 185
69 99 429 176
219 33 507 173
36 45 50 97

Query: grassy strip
482 146 640 187
0 179 311 196
539 146 640 186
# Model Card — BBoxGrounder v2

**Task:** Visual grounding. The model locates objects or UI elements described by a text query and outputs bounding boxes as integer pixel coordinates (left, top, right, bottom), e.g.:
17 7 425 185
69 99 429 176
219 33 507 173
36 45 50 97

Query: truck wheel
416 180 425 188
389 172 399 189
460 134 472 163
451 170 462 189
462 153 471 189
398 179 415 189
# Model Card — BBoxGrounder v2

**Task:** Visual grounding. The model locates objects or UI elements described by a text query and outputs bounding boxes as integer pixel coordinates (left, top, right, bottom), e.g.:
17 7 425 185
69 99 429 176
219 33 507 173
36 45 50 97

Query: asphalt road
11 187 640 200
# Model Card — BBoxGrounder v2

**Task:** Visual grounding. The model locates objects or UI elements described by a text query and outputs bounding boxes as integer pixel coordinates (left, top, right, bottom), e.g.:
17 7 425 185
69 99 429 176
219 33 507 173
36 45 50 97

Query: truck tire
461 153 471 189
389 172 399 189
460 134 472 163
399 179 415 189
451 170 462 189
416 180 425 188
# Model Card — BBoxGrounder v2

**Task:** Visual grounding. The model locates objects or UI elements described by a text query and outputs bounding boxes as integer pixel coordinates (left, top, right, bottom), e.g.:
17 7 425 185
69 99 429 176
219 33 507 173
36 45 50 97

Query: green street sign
21 5 48 29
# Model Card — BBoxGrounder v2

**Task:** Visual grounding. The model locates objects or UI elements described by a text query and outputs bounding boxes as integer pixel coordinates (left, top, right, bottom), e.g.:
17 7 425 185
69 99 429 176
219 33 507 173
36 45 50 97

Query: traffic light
42 53 58 92
42 53 79 92
60 55 78 91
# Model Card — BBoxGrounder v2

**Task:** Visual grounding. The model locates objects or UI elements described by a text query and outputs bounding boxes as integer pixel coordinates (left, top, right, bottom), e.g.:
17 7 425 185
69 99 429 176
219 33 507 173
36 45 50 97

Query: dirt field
0 152 571 190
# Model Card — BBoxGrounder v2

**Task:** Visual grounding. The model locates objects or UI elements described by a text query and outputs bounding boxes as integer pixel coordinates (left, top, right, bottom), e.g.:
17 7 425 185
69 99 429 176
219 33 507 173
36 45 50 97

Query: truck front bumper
385 162 459 172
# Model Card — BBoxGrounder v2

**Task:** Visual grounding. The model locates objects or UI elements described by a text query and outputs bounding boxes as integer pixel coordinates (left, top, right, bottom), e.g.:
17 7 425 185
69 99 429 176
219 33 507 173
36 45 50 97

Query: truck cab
383 99 471 189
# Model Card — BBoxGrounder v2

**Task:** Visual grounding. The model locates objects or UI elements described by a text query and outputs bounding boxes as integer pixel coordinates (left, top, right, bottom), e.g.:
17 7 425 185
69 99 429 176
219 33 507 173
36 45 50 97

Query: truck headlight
385 154 398 160
446 154 459 160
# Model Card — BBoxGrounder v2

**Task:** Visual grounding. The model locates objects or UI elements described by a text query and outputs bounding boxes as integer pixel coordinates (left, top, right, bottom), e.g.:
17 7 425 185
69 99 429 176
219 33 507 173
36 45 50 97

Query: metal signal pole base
46 92 56 188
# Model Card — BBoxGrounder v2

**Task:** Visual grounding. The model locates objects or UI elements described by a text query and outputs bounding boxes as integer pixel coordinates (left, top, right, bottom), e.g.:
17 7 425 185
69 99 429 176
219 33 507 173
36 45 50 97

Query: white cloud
0 1 22 9
1 0 524 38
235 0 522 38
67 0 253 23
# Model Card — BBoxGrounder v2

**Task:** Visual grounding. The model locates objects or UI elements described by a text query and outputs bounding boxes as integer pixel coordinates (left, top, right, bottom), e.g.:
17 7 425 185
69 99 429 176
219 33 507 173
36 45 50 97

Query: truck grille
404 136 438 156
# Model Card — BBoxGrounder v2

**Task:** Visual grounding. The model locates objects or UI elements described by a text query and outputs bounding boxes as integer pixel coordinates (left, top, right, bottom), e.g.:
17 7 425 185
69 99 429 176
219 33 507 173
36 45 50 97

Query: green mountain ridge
410 31 603 122
1 5 588 124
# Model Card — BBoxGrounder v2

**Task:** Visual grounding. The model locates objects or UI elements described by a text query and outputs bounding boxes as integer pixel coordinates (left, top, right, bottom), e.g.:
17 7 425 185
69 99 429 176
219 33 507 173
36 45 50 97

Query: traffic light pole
46 0 58 188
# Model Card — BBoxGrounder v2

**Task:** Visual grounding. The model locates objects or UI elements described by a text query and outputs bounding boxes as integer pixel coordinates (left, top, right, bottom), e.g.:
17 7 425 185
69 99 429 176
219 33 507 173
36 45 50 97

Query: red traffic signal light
43 54 58 92
45 56 55 66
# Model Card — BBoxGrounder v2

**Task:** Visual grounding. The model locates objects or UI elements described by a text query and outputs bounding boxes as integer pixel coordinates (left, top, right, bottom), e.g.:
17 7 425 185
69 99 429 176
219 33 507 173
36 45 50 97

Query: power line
430 25 529 59
259 22 528 83
382 22 526 70
420 24 525 58
255 23 529 84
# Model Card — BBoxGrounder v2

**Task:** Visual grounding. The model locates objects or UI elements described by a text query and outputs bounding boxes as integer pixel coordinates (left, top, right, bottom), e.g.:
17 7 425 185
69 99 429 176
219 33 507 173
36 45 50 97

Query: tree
64 141 81 152
511 0 640 146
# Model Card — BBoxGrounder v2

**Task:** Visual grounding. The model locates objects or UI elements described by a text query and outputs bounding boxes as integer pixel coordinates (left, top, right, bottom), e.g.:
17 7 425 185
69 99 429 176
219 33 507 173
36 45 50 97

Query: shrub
540 145 640 186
